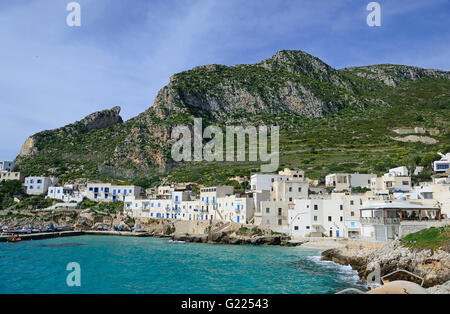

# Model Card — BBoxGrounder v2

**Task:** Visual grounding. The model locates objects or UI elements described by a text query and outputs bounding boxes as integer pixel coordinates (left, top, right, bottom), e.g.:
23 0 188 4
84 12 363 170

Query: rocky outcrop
17 106 123 159
171 229 301 247
342 64 450 87
427 281 450 294
391 135 438 145
322 240 450 288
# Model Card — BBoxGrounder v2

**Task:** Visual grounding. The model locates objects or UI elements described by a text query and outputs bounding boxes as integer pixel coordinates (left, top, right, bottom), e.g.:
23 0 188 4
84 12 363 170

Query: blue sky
0 0 449 160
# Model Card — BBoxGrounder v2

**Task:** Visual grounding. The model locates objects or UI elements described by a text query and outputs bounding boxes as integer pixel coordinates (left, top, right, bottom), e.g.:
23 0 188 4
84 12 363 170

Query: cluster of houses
1 152 449 242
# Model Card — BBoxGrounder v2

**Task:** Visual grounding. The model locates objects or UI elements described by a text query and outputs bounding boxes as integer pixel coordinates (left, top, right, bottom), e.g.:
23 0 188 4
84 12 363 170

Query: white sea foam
306 255 363 285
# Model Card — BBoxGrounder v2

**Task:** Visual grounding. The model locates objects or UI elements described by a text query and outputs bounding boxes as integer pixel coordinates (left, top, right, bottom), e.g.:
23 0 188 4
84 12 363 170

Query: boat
7 237 22 243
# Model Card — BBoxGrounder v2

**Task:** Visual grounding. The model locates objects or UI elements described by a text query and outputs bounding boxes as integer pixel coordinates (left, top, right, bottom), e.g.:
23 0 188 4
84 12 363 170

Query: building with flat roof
0 161 14 172
0 171 24 182
434 153 450 173
360 201 441 242
24 176 58 195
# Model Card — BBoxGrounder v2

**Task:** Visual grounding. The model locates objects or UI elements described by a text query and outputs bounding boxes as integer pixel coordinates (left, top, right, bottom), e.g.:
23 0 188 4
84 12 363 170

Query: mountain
14 50 450 186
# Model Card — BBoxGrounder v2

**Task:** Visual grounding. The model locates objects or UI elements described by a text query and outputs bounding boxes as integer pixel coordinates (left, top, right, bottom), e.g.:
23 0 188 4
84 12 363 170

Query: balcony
360 217 400 225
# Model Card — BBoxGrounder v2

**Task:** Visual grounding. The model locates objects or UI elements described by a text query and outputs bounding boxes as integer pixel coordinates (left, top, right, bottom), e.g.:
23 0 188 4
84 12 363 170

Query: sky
0 0 449 160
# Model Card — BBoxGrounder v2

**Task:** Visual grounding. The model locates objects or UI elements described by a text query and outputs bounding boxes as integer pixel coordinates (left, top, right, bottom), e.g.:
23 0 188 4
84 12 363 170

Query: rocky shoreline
321 239 450 292
170 231 303 247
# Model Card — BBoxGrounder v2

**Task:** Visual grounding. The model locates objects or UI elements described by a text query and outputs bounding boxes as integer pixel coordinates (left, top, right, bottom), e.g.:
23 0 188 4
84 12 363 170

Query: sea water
0 236 366 294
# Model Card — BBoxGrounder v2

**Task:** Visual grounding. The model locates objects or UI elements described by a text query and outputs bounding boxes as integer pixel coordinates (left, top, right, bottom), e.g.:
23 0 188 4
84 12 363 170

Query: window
402 181 409 186
314 216 318 221
294 226 299 231
314 205 318 210
351 211 355 217
298 187 302 192
340 205 343 210
266 208 270 213
328 216 332 222
289 187 292 192
278 208 282 216
278 219 282 226
340 217 343 222
289 197 293 202
350 200 354 205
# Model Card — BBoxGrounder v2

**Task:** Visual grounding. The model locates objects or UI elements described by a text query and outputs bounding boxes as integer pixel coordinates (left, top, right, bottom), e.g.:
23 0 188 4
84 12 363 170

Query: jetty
0 230 153 242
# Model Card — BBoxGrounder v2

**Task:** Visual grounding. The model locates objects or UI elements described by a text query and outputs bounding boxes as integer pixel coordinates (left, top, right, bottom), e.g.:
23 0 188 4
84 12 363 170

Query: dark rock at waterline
170 232 299 247
162 224 175 236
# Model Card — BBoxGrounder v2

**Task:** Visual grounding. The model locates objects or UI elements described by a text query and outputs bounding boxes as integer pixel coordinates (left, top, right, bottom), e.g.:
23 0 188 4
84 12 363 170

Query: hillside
14 50 450 187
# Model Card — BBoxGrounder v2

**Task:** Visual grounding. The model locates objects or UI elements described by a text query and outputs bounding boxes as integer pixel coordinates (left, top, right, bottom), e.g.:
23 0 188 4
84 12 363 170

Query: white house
326 173 376 191
47 185 83 203
124 198 175 219
250 173 282 192
259 201 292 233
252 190 271 225
271 169 309 202
84 183 142 202
24 176 57 195
179 200 202 221
289 198 345 239
434 152 450 173
0 171 24 182
216 194 255 224
199 186 234 220
0 161 14 172
371 172 412 194
388 166 410 177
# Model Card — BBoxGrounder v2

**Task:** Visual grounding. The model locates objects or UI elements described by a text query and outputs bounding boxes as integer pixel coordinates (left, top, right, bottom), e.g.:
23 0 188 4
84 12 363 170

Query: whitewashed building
24 176 57 195
0 161 14 172
47 185 83 203
124 198 175 219
0 171 24 182
289 198 345 239
434 152 450 173
326 173 377 191
199 186 234 220
250 173 282 192
371 173 412 194
179 200 202 221
216 194 255 224
259 201 292 233
360 201 442 242
84 183 142 202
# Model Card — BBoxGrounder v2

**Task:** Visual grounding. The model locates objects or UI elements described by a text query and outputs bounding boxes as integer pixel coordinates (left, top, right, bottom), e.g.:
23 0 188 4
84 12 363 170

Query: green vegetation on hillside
14 51 450 187
79 199 124 214
402 226 450 251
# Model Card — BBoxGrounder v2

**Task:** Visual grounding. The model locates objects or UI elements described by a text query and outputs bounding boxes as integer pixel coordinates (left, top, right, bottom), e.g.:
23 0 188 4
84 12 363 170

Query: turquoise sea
0 235 366 294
